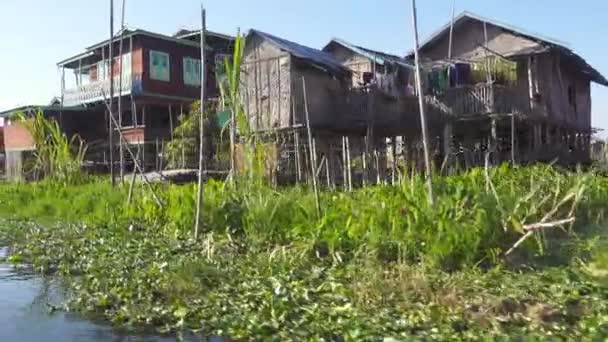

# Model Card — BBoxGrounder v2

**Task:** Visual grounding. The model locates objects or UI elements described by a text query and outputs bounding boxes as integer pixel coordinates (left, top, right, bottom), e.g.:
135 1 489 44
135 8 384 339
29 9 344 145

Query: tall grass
15 111 87 184
0 165 604 268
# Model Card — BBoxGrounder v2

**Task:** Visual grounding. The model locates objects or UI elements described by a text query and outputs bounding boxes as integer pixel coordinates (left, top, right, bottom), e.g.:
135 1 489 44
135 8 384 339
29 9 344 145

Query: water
0 248 220 342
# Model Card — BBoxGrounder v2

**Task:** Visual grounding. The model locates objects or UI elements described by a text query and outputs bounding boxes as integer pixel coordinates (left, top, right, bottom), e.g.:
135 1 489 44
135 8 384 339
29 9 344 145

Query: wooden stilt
302 77 321 218
295 129 301 184
511 114 516 164
362 136 368 186
342 136 347 190
169 104 174 137
346 136 352 192
443 122 453 171
180 104 185 168
127 145 141 205
325 154 331 189
155 138 160 171
391 136 397 185
374 147 380 185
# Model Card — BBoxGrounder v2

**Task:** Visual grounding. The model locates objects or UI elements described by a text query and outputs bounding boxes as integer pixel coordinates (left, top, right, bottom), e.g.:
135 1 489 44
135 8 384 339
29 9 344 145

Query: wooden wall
242 36 293 131
290 60 345 130
418 19 593 132
418 19 540 61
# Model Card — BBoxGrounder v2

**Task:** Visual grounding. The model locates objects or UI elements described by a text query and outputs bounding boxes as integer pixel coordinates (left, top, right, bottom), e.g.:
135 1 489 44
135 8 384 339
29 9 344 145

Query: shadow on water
0 248 225 342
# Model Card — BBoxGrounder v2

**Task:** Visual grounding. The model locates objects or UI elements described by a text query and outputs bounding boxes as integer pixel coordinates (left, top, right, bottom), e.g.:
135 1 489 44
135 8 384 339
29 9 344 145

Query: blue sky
1 0 607 134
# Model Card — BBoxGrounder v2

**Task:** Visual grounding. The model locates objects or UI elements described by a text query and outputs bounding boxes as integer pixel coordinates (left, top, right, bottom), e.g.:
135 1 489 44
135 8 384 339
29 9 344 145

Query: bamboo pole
302 77 321 218
411 0 434 205
180 104 185 168
118 0 127 183
391 136 397 185
325 151 331 189
342 136 347 190
109 0 116 186
346 136 352 191
447 0 456 60
229 30 240 183
101 90 162 207
511 114 516 164
194 5 206 239
127 145 140 205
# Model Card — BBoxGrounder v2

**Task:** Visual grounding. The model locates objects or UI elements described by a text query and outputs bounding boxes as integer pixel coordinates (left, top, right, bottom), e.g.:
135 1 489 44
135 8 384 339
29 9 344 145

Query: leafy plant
15 110 87 184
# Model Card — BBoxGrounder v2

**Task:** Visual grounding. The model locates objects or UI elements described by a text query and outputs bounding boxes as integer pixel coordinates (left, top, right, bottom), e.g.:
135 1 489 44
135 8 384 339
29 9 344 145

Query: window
120 52 132 78
183 57 201 86
97 60 110 81
150 50 170 82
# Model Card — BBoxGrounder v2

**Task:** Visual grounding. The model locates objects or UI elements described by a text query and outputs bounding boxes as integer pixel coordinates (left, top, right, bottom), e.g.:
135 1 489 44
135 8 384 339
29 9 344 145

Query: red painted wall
4 121 35 151
85 35 219 101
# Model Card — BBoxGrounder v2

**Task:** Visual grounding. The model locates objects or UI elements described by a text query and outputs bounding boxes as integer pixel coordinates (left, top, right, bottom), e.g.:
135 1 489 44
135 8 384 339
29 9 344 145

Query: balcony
428 84 532 118
63 74 133 107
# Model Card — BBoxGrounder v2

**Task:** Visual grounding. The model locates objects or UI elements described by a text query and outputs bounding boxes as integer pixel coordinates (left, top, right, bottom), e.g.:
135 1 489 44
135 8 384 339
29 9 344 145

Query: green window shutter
183 57 201 86
150 51 170 82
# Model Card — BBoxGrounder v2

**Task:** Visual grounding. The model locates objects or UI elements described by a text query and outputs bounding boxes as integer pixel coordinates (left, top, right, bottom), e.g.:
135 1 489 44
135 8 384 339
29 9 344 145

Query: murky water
0 248 221 342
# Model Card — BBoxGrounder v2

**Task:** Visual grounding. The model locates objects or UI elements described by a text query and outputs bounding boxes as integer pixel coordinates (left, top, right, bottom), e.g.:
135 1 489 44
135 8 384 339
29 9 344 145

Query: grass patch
1 165 608 339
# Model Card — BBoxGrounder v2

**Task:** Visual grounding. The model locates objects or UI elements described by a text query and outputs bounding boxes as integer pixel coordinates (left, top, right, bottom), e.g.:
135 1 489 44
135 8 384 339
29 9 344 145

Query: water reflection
0 248 222 342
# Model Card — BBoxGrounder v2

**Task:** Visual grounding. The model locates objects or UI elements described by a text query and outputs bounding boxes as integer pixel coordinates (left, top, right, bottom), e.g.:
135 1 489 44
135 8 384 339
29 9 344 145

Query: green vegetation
15 111 87 184
0 165 607 339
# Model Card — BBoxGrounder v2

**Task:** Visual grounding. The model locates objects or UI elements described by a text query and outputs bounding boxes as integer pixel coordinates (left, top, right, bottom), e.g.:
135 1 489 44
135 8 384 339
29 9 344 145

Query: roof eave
57 51 96 68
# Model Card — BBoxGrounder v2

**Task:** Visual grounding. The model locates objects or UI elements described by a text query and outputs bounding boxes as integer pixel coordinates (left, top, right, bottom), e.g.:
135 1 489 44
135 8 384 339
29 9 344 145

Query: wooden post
362 137 368 186
229 30 239 182
443 122 452 166
127 145 141 205
491 118 497 163
60 66 65 126
391 136 397 185
325 153 331 189
160 140 165 171
342 136 347 190
117 0 127 183
180 104 185 168
511 114 516 164
374 144 382 184
194 5 206 239
169 105 174 137
528 57 535 111
155 138 159 171
294 129 302 184
302 77 321 217
447 0 456 60
411 0 434 205
109 0 115 186
346 136 353 192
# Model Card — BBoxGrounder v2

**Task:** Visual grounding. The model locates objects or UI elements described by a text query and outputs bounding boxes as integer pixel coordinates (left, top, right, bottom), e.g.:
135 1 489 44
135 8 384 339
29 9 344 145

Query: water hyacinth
0 165 607 339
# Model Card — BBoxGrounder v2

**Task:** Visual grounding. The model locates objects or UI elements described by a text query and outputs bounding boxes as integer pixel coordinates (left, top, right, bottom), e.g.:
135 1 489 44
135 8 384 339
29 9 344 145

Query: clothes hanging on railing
470 57 517 85
450 63 471 87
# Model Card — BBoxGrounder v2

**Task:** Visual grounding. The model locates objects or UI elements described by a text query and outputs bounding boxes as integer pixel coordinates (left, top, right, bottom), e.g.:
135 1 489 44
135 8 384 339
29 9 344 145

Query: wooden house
407 11 608 166
55 28 234 169
1 28 234 180
241 29 351 133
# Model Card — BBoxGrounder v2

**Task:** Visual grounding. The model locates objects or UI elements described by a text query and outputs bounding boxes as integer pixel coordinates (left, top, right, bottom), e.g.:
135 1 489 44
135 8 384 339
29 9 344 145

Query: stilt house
408 11 608 166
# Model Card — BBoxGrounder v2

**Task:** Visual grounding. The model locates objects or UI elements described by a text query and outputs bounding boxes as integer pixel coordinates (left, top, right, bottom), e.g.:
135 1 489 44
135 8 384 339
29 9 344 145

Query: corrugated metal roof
406 11 608 86
248 30 350 77
324 38 414 69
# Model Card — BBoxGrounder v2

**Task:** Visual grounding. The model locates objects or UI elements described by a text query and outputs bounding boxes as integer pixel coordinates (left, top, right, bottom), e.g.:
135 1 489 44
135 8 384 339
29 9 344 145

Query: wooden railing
429 84 531 117
63 74 132 106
